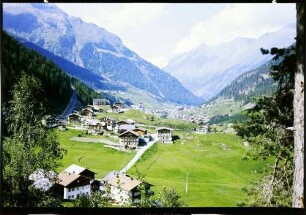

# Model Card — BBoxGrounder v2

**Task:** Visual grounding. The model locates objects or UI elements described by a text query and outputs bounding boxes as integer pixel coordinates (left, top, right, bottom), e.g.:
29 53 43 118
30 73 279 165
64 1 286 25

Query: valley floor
57 126 271 206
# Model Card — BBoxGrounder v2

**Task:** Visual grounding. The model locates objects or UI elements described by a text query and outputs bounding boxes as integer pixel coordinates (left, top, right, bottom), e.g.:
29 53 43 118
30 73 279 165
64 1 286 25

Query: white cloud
57 3 166 36
175 3 296 54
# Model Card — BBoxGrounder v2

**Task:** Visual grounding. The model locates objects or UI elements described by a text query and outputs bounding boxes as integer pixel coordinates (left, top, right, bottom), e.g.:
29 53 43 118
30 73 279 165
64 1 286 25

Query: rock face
164 24 296 101
3 3 201 106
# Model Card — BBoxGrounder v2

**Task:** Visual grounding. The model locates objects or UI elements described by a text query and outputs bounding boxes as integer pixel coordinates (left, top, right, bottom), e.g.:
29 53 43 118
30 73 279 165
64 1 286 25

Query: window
77 187 79 190
72 195 74 199
72 188 74 191
68 196 70 199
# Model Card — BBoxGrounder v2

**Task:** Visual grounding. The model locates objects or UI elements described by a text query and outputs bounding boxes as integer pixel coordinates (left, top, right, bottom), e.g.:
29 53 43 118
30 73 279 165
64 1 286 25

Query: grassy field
56 112 271 207
128 132 271 207
56 129 135 179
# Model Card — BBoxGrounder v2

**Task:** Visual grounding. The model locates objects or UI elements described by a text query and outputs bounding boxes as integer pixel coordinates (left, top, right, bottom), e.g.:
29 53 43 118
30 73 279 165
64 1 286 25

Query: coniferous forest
2 31 104 114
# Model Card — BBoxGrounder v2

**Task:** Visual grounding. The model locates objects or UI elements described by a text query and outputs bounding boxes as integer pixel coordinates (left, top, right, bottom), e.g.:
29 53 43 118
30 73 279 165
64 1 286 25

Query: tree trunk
292 2 304 208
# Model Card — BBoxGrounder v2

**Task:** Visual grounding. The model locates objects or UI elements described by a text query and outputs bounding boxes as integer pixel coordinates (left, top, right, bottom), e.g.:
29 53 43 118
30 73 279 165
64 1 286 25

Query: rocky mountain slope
3 3 201 106
164 24 296 101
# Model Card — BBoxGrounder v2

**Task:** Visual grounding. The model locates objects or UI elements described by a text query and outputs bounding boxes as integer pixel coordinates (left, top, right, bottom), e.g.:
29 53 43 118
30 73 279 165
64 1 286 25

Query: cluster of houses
29 164 153 205
65 101 176 149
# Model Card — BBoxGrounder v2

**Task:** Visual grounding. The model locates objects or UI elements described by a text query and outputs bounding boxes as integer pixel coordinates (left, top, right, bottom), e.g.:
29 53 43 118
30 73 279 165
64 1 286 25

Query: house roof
156 127 173 131
119 130 139 138
64 164 86 175
107 174 142 191
57 171 82 187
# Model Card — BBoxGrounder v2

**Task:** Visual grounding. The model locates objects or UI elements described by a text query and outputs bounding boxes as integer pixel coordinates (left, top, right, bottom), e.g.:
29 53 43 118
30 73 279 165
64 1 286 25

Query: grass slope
128 132 271 207
56 129 135 179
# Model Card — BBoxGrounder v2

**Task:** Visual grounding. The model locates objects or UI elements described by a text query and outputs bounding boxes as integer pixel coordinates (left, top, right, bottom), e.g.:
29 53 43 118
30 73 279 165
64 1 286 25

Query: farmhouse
56 164 99 200
100 117 116 131
196 125 208 134
156 127 173 143
119 130 140 149
29 165 99 200
67 113 82 124
81 108 94 119
102 171 153 205
93 98 109 106
83 120 104 134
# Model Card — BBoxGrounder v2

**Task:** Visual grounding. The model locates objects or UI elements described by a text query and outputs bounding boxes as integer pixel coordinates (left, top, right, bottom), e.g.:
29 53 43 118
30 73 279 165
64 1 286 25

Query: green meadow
128 132 271 207
56 120 271 206
56 129 135 179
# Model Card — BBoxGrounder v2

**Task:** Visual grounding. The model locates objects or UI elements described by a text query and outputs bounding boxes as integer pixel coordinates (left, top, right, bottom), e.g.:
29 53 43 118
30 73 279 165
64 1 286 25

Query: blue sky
56 3 296 68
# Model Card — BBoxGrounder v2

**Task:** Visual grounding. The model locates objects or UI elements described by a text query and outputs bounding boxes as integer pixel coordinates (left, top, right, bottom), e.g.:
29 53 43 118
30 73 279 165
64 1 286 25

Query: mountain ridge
164 24 296 101
3 3 201 106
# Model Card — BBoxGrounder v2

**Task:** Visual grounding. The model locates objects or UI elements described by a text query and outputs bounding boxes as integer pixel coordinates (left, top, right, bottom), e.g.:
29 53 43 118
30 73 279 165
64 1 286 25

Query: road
120 135 158 173
61 87 77 120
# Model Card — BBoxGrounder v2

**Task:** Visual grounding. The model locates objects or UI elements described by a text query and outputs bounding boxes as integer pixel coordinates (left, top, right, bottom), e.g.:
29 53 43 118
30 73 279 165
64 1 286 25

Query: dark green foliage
2 31 72 114
70 77 103 105
209 113 250 125
235 45 295 207
2 74 65 207
208 45 295 105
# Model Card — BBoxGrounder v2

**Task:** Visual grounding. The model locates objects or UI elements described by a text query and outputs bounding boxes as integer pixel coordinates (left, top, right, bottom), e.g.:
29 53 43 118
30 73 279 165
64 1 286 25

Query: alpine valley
3 3 201 107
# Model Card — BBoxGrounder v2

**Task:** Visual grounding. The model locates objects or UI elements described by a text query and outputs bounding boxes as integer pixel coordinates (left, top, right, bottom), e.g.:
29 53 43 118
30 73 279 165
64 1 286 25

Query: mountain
164 24 296 101
208 58 278 104
2 31 103 114
3 3 201 106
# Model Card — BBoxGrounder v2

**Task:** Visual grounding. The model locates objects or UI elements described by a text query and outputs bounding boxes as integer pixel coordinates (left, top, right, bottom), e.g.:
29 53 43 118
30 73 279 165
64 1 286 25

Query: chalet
156 127 173 143
111 105 121 113
93 98 109 106
117 120 135 126
81 108 94 119
114 102 124 109
67 113 82 124
29 164 99 200
133 128 147 136
87 121 103 135
99 117 116 131
57 164 99 200
196 125 208 134
102 171 153 205
119 130 140 149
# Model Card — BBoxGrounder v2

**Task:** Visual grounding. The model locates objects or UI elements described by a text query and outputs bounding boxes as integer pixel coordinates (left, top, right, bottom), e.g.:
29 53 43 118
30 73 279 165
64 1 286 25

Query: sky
56 3 296 68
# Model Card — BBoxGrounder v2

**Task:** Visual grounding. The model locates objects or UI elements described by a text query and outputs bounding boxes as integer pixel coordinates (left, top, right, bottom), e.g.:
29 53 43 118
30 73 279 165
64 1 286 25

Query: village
33 98 212 206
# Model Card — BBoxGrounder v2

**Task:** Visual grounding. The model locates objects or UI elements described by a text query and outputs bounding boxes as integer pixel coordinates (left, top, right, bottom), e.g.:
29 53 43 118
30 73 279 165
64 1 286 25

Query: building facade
156 127 173 143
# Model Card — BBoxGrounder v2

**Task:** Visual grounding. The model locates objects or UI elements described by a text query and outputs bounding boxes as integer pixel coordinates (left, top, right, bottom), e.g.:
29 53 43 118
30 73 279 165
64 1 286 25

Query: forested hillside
208 44 295 104
2 32 103 114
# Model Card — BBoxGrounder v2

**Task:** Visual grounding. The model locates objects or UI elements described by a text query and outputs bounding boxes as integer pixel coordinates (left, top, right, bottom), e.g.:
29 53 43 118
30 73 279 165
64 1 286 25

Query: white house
29 165 99 200
156 127 173 143
102 172 152 205
196 125 208 134
118 130 140 149
93 98 109 106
